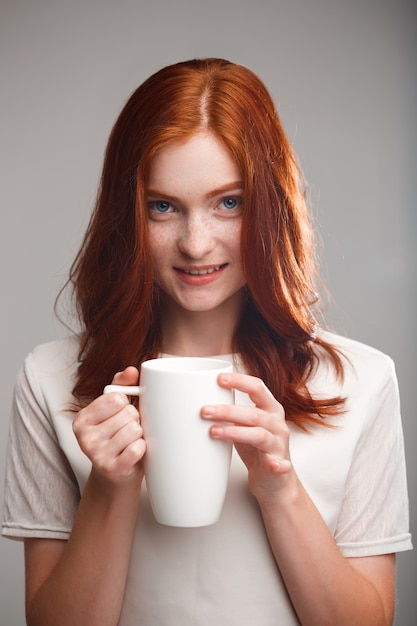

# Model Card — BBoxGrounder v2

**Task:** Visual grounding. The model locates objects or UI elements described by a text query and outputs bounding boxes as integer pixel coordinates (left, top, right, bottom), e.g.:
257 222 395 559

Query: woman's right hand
72 366 146 488
26 367 146 626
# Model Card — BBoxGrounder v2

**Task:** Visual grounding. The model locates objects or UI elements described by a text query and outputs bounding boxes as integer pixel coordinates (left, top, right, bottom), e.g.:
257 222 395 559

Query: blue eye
155 200 171 213
220 197 240 210
154 201 171 212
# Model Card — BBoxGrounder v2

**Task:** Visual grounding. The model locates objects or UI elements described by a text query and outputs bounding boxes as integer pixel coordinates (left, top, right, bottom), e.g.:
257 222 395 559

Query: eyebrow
146 181 243 202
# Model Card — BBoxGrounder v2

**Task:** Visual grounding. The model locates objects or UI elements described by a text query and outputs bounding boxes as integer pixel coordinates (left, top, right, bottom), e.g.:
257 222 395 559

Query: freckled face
146 132 246 318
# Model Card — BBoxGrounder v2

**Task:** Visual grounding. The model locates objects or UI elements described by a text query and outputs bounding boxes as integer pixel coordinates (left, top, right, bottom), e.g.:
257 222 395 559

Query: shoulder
25 336 80 374
320 329 391 361
18 336 81 407
318 330 395 381
311 330 399 415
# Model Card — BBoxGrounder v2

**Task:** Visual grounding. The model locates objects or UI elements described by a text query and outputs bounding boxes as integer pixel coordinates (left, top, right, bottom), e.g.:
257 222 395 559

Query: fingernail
210 426 224 437
201 405 215 417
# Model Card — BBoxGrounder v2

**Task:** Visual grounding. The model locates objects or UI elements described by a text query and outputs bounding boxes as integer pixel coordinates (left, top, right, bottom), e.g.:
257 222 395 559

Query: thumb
111 366 140 387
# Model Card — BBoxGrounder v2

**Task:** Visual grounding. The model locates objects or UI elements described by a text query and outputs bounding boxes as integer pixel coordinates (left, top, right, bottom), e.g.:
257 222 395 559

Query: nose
178 212 215 259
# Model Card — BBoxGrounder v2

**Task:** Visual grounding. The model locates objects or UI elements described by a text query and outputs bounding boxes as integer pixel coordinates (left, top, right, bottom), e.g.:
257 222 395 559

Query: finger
111 366 140 387
96 403 140 439
201 403 260 425
105 367 142 399
93 436 146 483
74 391 131 430
209 424 291 474
218 372 281 412
268 458 292 474
201 402 284 434
210 423 277 454
116 438 147 471
109 420 144 457
73 401 138 459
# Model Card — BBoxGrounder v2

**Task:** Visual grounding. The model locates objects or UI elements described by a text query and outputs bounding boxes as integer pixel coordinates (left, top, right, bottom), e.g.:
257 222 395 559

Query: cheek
148 231 164 276
224 222 243 259
149 226 171 257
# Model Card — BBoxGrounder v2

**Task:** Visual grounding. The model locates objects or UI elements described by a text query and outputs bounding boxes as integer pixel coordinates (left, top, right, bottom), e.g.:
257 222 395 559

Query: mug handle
103 385 145 396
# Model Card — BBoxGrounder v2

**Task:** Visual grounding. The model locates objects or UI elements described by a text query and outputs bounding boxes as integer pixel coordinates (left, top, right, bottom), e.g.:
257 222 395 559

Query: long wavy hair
65 58 345 428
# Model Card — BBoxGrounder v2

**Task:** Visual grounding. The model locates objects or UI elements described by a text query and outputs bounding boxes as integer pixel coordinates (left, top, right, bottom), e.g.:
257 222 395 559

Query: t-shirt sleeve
2 353 80 540
334 357 412 557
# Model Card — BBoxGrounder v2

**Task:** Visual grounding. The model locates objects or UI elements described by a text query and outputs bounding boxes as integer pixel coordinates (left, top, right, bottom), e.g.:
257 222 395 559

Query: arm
258 474 395 626
201 372 395 626
25 367 145 626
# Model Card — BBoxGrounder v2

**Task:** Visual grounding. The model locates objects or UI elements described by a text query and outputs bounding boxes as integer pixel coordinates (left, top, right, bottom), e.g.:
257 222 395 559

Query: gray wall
1 0 415 624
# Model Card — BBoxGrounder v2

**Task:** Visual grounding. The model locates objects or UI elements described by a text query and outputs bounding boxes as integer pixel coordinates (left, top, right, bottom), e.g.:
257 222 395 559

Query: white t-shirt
2 332 412 625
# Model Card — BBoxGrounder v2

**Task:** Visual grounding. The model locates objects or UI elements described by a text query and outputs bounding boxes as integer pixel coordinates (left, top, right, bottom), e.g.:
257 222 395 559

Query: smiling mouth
178 264 226 276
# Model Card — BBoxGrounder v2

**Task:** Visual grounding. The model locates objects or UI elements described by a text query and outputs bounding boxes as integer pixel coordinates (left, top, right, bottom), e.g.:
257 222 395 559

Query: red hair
66 58 344 427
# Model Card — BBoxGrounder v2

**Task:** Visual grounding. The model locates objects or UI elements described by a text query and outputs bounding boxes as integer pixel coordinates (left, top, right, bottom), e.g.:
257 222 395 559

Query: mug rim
141 356 232 373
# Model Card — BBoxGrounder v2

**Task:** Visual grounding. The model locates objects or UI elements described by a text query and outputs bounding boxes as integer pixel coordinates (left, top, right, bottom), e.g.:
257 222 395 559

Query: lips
180 265 222 276
177 264 227 275
174 263 228 284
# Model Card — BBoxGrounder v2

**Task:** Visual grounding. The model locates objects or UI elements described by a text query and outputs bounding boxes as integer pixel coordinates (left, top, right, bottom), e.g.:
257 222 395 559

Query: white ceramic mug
104 357 234 527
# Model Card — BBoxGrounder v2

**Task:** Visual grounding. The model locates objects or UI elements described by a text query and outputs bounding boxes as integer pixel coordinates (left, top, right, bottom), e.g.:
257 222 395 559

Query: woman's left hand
200 372 293 502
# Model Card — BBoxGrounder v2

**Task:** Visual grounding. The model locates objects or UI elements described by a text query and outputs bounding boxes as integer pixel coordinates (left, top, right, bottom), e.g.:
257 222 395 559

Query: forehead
147 132 241 193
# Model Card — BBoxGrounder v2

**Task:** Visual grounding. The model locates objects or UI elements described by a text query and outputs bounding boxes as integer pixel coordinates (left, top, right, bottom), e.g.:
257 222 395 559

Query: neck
159 292 245 357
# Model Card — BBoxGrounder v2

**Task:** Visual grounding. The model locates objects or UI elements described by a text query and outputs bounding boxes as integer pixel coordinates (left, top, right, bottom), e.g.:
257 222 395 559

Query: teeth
183 265 221 275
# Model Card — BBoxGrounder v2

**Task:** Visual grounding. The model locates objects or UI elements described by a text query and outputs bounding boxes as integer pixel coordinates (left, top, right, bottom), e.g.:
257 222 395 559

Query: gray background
0 0 415 624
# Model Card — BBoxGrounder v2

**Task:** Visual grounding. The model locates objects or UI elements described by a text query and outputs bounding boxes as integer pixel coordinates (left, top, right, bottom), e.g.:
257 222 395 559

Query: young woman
2 58 412 626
